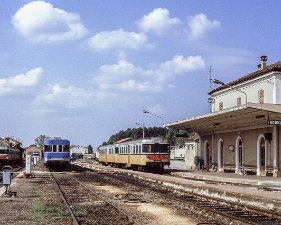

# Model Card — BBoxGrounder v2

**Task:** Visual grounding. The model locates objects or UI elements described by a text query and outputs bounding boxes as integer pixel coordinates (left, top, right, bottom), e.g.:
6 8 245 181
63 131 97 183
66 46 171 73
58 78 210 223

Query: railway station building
165 56 281 177
24 145 42 160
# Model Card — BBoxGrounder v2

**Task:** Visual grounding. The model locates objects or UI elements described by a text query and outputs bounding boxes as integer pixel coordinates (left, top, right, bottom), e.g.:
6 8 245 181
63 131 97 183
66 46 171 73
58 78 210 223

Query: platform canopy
164 103 281 133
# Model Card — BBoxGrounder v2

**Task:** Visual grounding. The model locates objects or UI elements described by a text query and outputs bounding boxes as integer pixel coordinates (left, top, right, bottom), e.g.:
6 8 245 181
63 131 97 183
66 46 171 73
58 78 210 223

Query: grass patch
25 190 42 198
30 202 70 220
73 207 87 218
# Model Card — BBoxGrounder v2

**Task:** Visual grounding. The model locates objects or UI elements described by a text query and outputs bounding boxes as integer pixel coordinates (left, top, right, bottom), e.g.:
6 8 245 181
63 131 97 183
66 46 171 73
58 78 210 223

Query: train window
63 145 70 152
58 145 63 152
143 144 152 153
159 144 170 153
44 145 52 152
136 145 138 154
115 147 119 154
53 145 57 152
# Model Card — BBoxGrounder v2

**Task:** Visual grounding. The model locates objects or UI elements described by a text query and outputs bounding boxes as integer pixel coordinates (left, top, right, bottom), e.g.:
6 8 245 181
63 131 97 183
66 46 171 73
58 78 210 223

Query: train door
127 145 131 167
115 146 118 164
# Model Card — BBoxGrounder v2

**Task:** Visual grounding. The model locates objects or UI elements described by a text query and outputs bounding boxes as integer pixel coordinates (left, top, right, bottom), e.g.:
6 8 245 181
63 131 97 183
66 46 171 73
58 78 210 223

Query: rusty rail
51 172 80 225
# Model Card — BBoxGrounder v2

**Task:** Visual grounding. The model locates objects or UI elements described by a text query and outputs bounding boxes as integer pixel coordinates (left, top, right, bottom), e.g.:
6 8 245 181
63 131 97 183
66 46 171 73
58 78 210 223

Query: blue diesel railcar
44 138 70 168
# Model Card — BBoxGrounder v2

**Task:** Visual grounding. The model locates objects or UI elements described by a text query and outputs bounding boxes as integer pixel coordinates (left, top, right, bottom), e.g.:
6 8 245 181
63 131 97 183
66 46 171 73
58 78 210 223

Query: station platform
168 160 281 191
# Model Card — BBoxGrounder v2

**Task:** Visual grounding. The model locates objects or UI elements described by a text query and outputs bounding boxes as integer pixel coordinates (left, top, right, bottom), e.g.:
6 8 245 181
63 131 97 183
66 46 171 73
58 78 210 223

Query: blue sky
1 0 281 148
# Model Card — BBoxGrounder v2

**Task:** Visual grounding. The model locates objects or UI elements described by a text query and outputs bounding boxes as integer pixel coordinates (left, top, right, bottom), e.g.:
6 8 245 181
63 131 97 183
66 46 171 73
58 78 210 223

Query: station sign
267 120 281 125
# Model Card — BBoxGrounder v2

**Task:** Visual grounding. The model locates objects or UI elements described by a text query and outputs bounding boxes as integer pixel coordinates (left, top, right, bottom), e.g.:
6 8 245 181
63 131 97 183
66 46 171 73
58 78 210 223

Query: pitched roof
209 61 281 95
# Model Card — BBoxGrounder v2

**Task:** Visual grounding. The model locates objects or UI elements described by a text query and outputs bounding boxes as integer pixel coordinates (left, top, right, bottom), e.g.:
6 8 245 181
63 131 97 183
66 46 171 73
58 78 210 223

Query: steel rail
81 164 281 225
51 172 80 225
67 174 138 225
120 173 281 225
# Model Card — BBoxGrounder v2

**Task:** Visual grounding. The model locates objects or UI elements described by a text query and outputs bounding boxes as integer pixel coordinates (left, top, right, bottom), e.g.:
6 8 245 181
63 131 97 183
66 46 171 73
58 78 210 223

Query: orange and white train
97 137 170 171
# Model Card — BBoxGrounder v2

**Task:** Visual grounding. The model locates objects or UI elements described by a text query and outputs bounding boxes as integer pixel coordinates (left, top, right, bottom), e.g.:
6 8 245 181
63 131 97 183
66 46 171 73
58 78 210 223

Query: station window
237 97 241 106
258 89 264 103
219 102 223 110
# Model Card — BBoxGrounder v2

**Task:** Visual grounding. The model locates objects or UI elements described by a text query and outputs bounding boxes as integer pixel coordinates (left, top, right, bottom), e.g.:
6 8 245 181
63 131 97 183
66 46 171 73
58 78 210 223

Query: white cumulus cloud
12 1 88 43
188 13 221 40
0 67 43 95
138 8 181 35
33 84 92 110
93 55 205 97
86 29 149 51
158 55 205 77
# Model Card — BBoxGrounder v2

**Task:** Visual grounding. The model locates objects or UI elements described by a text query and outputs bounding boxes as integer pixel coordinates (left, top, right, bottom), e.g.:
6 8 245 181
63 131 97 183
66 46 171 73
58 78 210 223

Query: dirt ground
0 163 72 225
93 182 200 225
0 162 200 225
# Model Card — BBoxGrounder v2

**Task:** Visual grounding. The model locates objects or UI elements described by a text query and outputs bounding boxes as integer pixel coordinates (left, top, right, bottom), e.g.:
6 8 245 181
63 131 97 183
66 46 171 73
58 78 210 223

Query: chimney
260 55 267 69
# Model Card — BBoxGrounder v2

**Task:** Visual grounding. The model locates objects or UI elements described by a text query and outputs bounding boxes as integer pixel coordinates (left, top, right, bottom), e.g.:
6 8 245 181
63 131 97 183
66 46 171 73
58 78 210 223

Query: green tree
165 128 177 146
34 135 51 149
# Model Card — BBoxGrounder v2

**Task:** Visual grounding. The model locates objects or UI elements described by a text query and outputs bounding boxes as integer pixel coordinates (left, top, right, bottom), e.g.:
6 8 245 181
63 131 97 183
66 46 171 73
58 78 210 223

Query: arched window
238 139 243 164
260 137 266 169
218 138 223 169
204 141 210 166
257 134 266 176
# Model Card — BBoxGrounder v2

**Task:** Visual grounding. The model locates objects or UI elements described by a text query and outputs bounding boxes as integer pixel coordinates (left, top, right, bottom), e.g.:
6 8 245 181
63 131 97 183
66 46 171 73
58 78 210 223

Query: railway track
50 170 137 225
76 163 281 225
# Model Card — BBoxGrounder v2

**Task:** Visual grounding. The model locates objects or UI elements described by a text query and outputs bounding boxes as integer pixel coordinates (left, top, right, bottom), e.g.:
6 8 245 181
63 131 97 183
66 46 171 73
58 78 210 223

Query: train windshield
63 145 70 152
142 144 170 153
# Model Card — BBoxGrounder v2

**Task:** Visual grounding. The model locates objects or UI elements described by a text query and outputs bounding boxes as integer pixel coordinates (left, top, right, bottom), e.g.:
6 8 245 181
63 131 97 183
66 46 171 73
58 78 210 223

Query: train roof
114 137 169 146
44 139 70 145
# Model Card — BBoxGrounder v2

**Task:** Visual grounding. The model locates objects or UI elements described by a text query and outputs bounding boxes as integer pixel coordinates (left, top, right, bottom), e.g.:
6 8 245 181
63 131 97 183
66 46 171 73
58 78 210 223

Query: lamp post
136 122 145 139
143 110 162 118
211 79 248 107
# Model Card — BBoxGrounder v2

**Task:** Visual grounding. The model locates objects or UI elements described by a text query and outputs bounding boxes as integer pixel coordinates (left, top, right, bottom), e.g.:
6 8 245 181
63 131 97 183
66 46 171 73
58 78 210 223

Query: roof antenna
209 66 213 112
209 66 212 91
